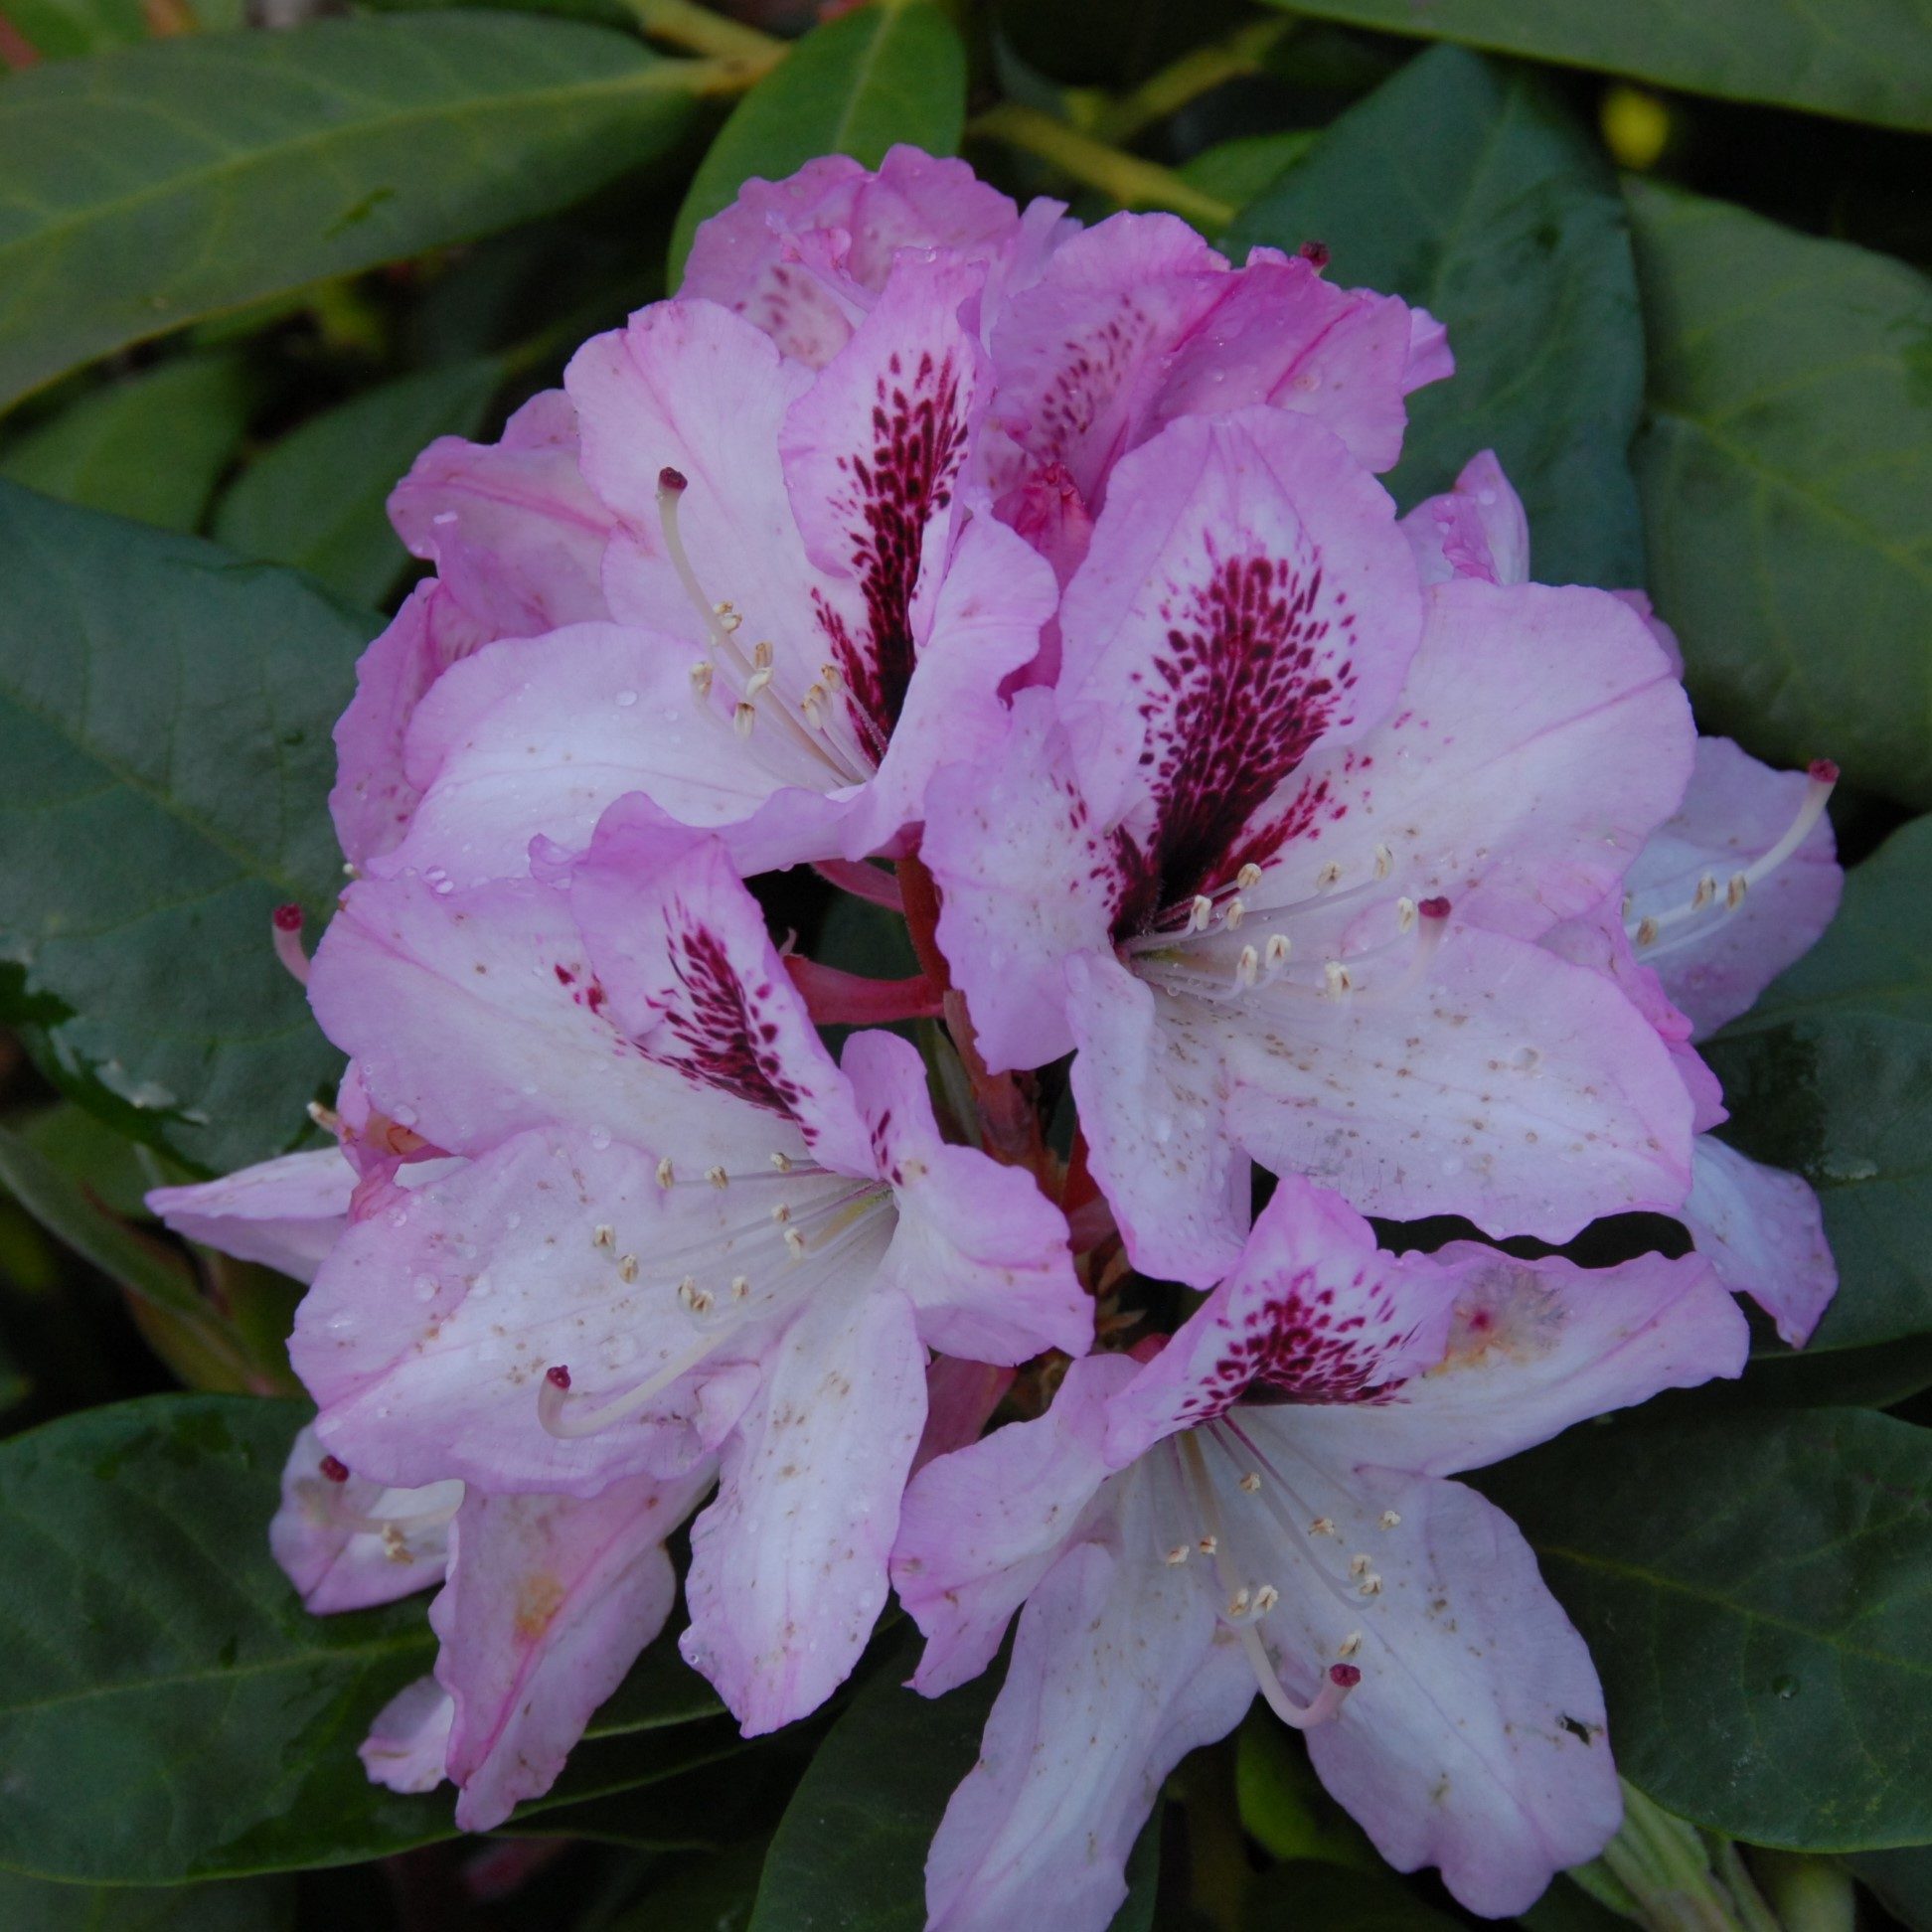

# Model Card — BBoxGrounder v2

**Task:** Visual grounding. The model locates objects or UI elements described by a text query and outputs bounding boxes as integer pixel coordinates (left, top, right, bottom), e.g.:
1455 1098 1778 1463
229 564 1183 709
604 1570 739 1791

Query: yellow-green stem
1092 16 1297 145
967 103 1235 233
625 0 785 74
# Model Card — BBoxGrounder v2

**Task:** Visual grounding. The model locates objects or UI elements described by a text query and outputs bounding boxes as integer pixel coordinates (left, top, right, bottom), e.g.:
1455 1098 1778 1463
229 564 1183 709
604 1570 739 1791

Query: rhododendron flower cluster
152 146 1845 1925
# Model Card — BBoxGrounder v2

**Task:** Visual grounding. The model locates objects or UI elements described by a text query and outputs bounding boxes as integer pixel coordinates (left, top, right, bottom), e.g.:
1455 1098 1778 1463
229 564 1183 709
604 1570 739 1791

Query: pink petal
360 1676 454 1795
1623 736 1842 1039
1683 1136 1837 1346
844 1029 1089 1365
1292 1245 1747 1479
269 1423 457 1613
147 1148 355 1285
682 1281 926 1733
924 1503 1255 1932
434 1466 712 1831
893 1353 1132 1697
921 689 1119 1073
1400 449 1530 587
388 388 613 640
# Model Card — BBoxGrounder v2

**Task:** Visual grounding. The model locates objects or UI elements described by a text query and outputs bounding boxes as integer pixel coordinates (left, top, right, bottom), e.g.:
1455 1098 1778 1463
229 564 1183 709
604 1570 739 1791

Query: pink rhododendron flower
1406 453 1843 1345
924 404 1698 1283
291 808 1087 1732
893 1180 1748 1927
365 250 1054 888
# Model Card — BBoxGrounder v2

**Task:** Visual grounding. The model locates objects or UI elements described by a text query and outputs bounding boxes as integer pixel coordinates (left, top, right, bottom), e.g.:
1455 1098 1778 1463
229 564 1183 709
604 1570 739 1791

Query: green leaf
0 1121 257 1388
1225 46 1644 588
1249 0 1932 131
1483 1407 1932 1850
0 1392 739 1882
0 13 705 410
1179 129 1315 215
747 1640 998 1932
16 1099 173 1221
0 354 253 532
1514 1875 1635 1931
0 481 375 1174
669 0 967 282
1702 816 1932 1353
1 0 146 64
0 1872 294 1931
1627 179 1932 807
214 358 502 605
1851 1847 1932 1929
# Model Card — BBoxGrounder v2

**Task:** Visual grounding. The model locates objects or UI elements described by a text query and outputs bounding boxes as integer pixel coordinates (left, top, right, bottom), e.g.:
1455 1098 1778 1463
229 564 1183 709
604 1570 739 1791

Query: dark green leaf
1484 1407 1932 1850
1226 46 1644 587
16 1100 171 1221
1235 1711 1376 1870
1249 0 1932 130
1734 1334 1932 1410
0 481 375 1175
747 1639 998 1932
1247 1860 1463 1930
1702 817 1932 1352
1514 1875 1635 1931
0 1122 255 1386
0 1871 294 1931
669 0 967 282
0 14 704 409
1 0 146 64
0 1392 739 1882
1852 1846 1932 1929
0 355 253 532
1628 179 1932 807
1180 130 1315 215
215 358 502 605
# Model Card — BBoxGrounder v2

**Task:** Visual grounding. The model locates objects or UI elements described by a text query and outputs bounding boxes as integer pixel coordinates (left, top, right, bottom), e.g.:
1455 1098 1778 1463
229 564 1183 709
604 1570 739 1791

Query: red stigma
1329 1663 1362 1689
1299 241 1332 269
318 1454 350 1484
546 1365 571 1391
1417 895 1452 920
1809 758 1839 784
658 466 688 494
272 903 303 932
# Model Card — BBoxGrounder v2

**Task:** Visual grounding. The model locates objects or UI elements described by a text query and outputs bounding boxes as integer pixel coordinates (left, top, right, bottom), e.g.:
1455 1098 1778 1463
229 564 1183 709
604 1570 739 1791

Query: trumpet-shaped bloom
293 806 1087 1732
924 406 1697 1281
893 1181 1748 1927
370 251 1054 887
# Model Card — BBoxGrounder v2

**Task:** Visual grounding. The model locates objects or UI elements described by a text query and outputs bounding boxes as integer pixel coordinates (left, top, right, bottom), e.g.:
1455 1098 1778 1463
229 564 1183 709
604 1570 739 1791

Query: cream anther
1165 1544 1191 1565
1316 862 1344 889
1726 873 1748 908
771 1204 791 1223
1252 1584 1279 1613
706 1166 729 1189
771 1151 794 1173
689 660 714 700
1198 1533 1218 1556
1373 843 1393 881
1228 1587 1252 1617
1692 874 1717 910
619 1255 639 1283
1190 895 1214 932
1236 863 1263 891
752 639 773 670
714 602 742 634
1378 1510 1401 1530
744 666 775 699
730 1275 750 1300
1349 1553 1371 1578
1339 1631 1363 1659
678 1276 704 1310
1636 915 1661 947
1264 933 1292 968
732 702 756 738
1225 897 1247 929
1358 1571 1383 1596
1396 896 1417 934
784 1228 807 1261
592 1223 614 1250
1235 945 1260 989
1310 1516 1336 1537
1324 961 1353 999
656 1157 676 1189
1239 1472 1262 1494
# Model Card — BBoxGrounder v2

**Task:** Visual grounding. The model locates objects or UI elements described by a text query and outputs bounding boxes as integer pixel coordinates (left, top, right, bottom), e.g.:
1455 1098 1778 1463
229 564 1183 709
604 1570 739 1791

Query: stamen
1239 1472 1262 1494
591 1223 614 1250
619 1254 639 1283
1339 1632 1363 1659
770 1152 793 1174
537 1345 715 1439
319 1454 350 1485
1373 843 1393 881
1236 864 1262 891
1165 1544 1191 1565
1235 945 1260 989
784 1228 806 1260
1378 1510 1400 1530
271 904 309 986
1240 1629 1361 1730
751 638 773 670
1198 1533 1218 1556
744 666 775 699
656 1158 675 1189
1225 897 1246 929
689 660 714 700
1316 862 1343 890
1324 961 1353 999
1357 1571 1383 1596
733 702 756 738
1396 896 1417 935
1190 895 1213 932
1349 1553 1371 1578
1264 933 1291 968
730 1275 750 1300
307 1100 341 1135
1310 1516 1336 1537
707 1166 729 1190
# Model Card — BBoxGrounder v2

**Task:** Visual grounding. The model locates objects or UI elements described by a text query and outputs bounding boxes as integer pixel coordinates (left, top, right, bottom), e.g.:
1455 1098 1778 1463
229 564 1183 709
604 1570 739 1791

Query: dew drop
1772 1675 1799 1700
615 689 638 708
588 1129 612 1151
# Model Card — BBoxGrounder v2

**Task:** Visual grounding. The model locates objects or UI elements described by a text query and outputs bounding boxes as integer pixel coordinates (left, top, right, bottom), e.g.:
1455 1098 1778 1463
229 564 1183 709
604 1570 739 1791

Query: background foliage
0 0 1926 1925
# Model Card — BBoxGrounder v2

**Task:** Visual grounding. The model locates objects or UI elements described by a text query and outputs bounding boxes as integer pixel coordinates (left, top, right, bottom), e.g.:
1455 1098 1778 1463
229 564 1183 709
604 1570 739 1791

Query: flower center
1628 758 1837 961
655 467 875 786
536 1152 895 1439
1163 1423 1386 1730
1123 854 1452 1011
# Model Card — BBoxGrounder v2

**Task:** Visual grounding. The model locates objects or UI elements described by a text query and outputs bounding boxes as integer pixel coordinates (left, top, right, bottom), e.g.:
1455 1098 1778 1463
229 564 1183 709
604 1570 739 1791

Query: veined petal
1289 1245 1746 1479
1103 1178 1458 1460
1065 950 1252 1288
1261 577 1694 943
924 1489 1255 1932
569 807 873 1170
893 1352 1132 1696
682 1279 926 1733
1683 1136 1837 1347
434 1465 712 1831
845 1029 1089 1364
1057 408 1421 915
388 388 613 639
269 1424 457 1613
922 690 1119 1072
1215 925 1697 1239
147 1147 355 1285
1623 735 1842 1040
